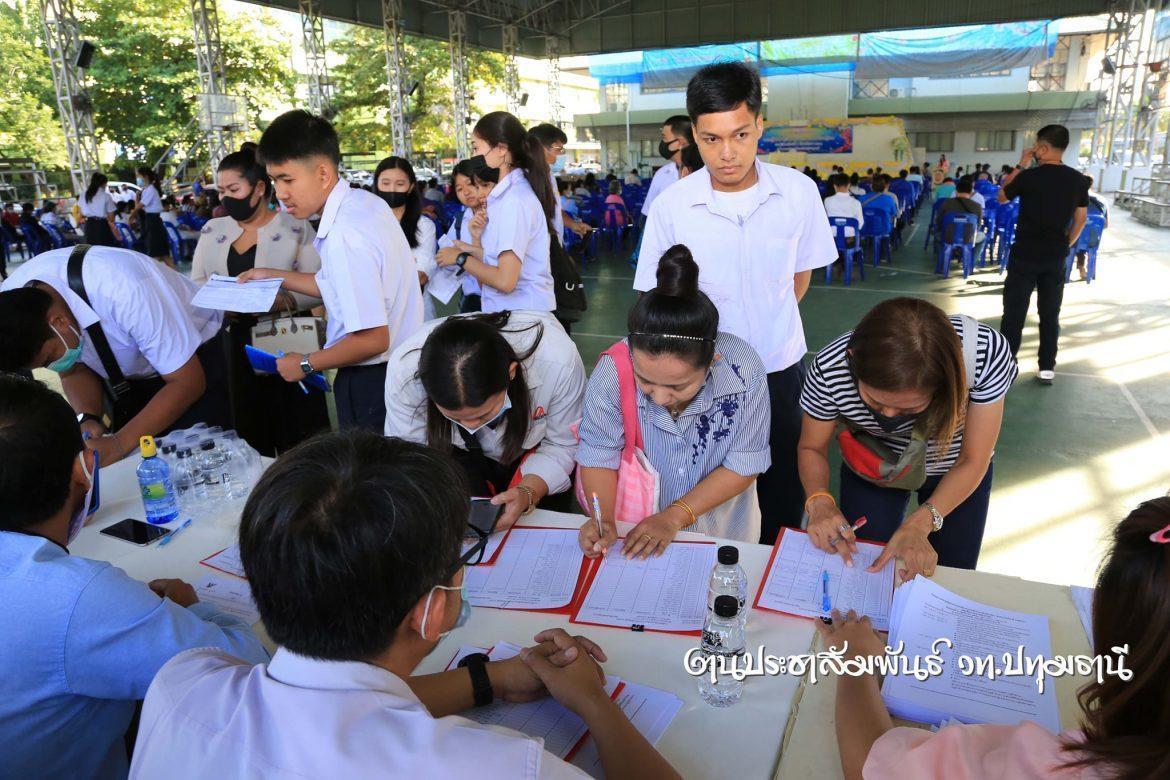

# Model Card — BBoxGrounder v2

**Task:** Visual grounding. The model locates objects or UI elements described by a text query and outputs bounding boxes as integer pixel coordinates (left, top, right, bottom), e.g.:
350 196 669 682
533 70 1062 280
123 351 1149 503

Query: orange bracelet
804 491 836 514
669 499 697 528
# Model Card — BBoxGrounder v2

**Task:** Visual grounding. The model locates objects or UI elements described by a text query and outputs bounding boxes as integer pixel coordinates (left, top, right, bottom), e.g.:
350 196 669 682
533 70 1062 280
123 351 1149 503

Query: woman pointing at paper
797 298 1018 580
577 246 771 559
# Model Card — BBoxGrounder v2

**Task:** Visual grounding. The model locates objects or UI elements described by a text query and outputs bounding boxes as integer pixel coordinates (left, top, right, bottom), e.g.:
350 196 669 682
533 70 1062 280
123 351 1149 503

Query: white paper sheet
194 574 260 624
191 273 283 313
755 528 895 630
573 541 716 632
570 682 683 778
464 529 583 610
200 543 245 578
426 267 463 304
880 576 1061 734
462 529 508 565
1069 585 1094 649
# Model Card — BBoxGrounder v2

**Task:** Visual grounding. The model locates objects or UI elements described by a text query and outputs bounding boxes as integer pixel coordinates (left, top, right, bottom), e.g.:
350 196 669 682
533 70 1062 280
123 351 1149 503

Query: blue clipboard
245 345 331 392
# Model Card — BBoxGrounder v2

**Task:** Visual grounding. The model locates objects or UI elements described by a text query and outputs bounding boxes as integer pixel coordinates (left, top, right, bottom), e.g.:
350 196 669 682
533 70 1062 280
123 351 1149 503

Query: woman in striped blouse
797 297 1018 579
577 245 772 559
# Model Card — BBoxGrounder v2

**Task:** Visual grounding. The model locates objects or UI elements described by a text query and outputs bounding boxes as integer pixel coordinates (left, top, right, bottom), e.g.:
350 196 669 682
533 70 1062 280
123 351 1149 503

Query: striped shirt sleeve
721 366 772 477
970 325 1019 404
576 356 625 471
799 339 848 421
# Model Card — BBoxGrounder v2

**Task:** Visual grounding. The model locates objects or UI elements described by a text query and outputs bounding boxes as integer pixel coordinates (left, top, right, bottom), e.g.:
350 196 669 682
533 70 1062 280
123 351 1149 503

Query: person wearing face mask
0 245 228 466
129 431 676 779
435 111 557 316
190 146 327 455
0 376 267 780
577 246 771 559
384 310 585 529
439 159 497 314
640 115 693 221
373 156 439 320
798 297 1018 580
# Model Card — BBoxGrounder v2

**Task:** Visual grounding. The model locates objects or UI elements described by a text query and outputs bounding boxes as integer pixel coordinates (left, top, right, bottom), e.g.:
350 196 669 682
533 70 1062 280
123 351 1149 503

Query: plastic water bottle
216 431 253 499
136 435 179 525
171 446 204 515
708 545 749 628
157 442 177 473
195 438 231 501
698 594 745 707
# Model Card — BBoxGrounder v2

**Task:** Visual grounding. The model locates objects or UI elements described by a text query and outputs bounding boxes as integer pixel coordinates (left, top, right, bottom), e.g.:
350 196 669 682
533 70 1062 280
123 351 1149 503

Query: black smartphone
100 518 171 546
467 498 503 537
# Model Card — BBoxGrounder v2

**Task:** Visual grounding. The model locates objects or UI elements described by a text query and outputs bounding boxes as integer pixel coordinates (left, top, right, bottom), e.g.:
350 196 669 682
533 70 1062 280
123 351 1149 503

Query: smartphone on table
100 518 171 546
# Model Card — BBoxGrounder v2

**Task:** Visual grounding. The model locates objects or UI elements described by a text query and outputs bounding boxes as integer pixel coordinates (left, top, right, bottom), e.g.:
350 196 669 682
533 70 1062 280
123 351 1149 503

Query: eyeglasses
458 520 490 568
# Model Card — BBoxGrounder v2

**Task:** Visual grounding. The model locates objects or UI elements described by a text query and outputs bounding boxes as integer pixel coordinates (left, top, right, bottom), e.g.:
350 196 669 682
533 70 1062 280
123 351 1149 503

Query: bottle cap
717 545 739 565
200 439 216 451
139 435 157 458
177 447 192 457
714 594 738 618
161 444 176 455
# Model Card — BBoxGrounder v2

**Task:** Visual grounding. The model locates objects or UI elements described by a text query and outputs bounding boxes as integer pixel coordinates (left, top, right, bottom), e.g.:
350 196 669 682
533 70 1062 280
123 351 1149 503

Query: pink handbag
575 342 661 523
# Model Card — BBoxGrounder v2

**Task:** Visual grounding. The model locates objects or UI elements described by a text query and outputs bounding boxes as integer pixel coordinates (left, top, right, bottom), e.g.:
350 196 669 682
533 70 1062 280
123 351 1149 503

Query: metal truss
1090 0 1161 166
191 0 234 172
545 35 562 127
418 0 630 40
503 24 521 114
382 0 410 155
40 0 100 195
449 10 471 159
300 0 334 116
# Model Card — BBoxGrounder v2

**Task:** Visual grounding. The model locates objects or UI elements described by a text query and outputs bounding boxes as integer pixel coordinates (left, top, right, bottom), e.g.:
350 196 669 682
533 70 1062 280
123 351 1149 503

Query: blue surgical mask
420 579 471 641
135 177 145 187
67 451 100 545
445 394 512 436
48 323 83 373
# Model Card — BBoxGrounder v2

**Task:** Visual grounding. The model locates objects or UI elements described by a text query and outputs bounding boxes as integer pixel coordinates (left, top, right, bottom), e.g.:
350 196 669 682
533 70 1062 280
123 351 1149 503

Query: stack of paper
194 574 260 624
464 528 584 610
569 682 682 778
191 273 283 313
880 576 1061 733
200 544 246 578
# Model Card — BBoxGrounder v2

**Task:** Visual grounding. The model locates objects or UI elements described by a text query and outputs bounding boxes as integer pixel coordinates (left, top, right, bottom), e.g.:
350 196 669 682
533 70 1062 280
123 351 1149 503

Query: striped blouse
576 332 772 542
800 316 1019 475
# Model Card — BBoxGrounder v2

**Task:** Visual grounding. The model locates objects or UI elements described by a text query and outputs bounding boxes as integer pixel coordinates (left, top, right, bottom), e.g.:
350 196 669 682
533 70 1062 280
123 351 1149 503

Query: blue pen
158 518 192 547
821 570 832 613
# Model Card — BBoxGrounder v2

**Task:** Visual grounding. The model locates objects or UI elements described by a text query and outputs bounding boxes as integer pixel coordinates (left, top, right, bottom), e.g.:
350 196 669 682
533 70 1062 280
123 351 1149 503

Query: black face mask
658 140 677 160
468 155 500 183
377 190 410 209
221 190 262 222
864 403 919 434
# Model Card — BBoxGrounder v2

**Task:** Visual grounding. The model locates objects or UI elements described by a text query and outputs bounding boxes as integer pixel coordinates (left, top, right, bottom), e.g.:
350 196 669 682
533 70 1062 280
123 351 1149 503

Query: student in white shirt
78 173 119 247
529 123 569 243
385 310 585 528
0 245 228 465
624 168 642 185
239 110 424 433
435 112 556 315
439 159 494 314
130 431 678 780
637 62 837 544
641 115 693 219
130 167 173 269
374 156 439 320
823 172 865 240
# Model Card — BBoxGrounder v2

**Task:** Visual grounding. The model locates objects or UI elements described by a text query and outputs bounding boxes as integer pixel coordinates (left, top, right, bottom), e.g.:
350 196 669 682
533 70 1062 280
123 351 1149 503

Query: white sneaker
1038 370 1055 385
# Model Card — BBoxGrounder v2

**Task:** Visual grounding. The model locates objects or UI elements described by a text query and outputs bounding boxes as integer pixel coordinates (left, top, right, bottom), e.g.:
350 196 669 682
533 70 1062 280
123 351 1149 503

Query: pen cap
714 594 738 619
717 545 739 565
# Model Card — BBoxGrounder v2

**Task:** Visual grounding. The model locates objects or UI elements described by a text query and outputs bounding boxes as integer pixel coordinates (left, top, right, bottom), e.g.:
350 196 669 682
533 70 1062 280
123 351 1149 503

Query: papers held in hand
192 273 284 313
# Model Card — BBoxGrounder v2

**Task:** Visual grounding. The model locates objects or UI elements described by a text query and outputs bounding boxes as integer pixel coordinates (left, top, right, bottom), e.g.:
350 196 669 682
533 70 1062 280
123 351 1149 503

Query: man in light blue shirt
0 375 268 780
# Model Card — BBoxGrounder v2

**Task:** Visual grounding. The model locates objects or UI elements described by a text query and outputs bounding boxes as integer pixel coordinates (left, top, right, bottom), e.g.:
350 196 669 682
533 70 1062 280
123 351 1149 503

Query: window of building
912 132 954 152
601 83 629 112
974 130 1016 152
852 78 890 98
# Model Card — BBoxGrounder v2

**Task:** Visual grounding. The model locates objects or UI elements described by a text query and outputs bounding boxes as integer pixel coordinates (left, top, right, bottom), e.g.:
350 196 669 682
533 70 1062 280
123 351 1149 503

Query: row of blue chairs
824 178 931 286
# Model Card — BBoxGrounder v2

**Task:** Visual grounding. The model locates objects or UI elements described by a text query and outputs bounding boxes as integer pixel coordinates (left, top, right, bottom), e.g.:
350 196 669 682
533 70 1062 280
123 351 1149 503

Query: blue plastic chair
889 180 915 223
922 200 944 252
826 217 865 286
599 203 630 249
163 222 185 266
993 201 1019 270
1064 214 1106 283
42 224 65 249
20 224 47 256
860 208 893 267
936 213 978 279
114 221 137 250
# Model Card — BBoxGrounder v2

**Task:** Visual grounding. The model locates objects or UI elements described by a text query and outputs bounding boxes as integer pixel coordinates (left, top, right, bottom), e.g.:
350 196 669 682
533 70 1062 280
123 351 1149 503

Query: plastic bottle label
141 481 169 500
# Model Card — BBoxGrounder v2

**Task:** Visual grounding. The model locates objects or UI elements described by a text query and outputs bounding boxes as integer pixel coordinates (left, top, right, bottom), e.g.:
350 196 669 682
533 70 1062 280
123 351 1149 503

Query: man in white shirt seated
822 173 864 242
624 168 641 185
905 165 924 185
130 431 679 780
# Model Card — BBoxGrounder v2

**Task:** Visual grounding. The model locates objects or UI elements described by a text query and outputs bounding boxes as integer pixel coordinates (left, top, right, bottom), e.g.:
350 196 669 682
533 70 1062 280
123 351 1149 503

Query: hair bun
655 244 700 298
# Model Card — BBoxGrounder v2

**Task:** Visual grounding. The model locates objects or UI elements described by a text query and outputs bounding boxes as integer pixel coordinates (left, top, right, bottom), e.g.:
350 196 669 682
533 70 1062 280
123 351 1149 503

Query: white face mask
444 394 512 436
67 451 98 545
419 580 471 641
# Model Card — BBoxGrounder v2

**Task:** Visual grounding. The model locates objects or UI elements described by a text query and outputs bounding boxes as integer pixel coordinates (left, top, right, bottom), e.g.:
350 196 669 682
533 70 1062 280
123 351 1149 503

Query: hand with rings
621 510 682 560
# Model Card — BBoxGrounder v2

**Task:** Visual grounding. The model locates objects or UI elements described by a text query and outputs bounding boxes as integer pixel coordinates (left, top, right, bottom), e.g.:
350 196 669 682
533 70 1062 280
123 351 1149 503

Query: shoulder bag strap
602 341 644 452
66 244 131 400
956 315 979 390
454 208 464 239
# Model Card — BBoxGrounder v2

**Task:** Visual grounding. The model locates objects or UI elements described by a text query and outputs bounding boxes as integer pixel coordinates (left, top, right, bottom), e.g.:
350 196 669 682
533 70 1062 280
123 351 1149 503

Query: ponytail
627 245 718 367
473 111 556 232
84 172 108 203
522 132 556 230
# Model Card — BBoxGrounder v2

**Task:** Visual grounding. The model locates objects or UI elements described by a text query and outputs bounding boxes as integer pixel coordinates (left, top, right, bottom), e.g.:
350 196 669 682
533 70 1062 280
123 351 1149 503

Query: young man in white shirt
637 62 837 544
822 172 864 240
242 110 423 432
130 431 678 780
640 115 693 220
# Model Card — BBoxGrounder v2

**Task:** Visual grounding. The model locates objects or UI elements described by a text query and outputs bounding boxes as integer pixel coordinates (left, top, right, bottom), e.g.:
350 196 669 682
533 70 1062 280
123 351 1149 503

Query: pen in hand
591 492 606 554
276 349 310 394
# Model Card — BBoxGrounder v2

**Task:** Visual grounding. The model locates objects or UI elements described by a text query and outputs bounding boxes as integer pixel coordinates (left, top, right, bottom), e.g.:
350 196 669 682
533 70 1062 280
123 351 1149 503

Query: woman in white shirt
435 112 556 315
373 156 438 320
384 310 585 529
131 166 172 269
191 147 327 455
438 158 496 314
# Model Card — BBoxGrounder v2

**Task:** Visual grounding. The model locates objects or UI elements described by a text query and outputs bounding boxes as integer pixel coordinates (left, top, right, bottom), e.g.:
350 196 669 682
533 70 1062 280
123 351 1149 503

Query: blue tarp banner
855 22 1055 79
641 43 758 91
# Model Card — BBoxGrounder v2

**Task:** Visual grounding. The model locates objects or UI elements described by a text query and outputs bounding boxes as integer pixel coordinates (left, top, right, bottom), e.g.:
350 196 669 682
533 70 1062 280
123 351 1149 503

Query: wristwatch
455 252 470 270
457 652 494 707
922 501 945 533
299 354 316 375
77 412 110 432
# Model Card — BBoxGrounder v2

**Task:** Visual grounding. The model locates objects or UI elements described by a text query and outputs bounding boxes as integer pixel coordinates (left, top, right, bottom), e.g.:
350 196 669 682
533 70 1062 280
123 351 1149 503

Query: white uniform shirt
480 170 555 313
1 246 222 379
641 161 678 217
548 170 565 241
129 648 587 780
139 184 162 214
637 160 838 373
313 181 424 365
384 311 584 494
79 190 116 219
438 206 482 297
823 191 865 237
624 172 642 185
412 216 438 320
971 191 986 209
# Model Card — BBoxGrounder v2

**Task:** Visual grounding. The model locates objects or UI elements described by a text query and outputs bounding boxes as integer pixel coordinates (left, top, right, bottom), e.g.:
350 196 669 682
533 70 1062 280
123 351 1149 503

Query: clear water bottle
195 438 231 501
172 446 204 515
219 431 261 499
708 545 749 628
136 435 179 525
158 442 178 474
698 594 745 707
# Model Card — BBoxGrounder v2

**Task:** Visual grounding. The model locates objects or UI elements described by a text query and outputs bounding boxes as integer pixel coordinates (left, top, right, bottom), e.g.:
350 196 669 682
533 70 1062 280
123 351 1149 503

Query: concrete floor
22 198 1167 588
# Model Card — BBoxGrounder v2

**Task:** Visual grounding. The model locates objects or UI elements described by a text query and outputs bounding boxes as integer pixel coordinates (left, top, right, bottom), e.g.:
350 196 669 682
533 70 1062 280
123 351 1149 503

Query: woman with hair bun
577 244 772 558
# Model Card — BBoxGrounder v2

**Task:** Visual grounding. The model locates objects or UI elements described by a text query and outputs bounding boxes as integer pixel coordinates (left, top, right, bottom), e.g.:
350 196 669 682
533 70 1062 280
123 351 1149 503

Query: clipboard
244 344 331 392
466 527 591 615
199 546 247 580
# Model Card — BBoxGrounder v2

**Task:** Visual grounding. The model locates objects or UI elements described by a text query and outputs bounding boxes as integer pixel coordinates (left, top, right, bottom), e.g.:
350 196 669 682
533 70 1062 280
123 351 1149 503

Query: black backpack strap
66 244 131 400
454 208 464 239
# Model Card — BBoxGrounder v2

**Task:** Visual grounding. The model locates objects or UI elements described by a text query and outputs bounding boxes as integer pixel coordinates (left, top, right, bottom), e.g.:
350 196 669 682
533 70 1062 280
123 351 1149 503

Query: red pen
830 516 867 545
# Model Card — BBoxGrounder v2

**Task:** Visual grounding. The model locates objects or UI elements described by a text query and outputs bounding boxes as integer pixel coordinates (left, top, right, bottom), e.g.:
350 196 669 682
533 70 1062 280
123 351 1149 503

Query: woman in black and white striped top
797 297 1018 578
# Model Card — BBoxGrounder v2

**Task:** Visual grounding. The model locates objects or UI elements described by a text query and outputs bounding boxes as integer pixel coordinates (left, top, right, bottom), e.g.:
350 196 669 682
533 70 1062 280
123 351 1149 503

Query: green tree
330 26 504 155
0 1 68 166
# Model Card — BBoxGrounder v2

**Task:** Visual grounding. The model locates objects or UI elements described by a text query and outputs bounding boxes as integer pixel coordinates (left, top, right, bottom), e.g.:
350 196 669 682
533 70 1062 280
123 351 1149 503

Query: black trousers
1000 253 1066 371
110 335 231 434
335 363 388 433
756 362 807 544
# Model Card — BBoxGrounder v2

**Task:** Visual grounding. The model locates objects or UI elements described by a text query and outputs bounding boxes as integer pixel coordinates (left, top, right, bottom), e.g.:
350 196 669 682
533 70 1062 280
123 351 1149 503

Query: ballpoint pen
159 518 192 547
829 517 868 546
821 570 832 614
591 492 605 548
276 350 309 394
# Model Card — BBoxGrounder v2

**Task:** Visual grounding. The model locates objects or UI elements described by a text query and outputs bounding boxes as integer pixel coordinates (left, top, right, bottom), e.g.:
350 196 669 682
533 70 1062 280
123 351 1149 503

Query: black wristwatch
457 652 493 707
455 252 470 269
77 412 110 432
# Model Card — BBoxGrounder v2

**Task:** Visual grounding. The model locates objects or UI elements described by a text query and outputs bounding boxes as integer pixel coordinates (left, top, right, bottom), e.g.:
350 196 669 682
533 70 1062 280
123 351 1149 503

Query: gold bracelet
804 491 836 514
515 485 535 516
669 499 697 528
